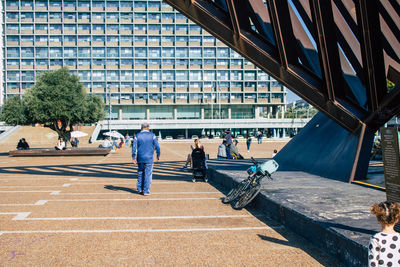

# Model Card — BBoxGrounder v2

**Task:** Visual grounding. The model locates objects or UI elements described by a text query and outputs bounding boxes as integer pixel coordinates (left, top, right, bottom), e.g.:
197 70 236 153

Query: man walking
132 122 160 196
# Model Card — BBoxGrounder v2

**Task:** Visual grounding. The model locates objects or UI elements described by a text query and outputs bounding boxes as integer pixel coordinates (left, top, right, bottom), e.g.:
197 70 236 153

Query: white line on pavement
0 185 66 188
0 226 281 236
0 190 60 194
59 191 221 195
11 214 262 221
0 198 217 206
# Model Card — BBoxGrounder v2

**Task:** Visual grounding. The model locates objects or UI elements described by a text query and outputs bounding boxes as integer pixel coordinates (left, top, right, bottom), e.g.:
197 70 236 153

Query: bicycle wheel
232 183 261 210
222 178 251 204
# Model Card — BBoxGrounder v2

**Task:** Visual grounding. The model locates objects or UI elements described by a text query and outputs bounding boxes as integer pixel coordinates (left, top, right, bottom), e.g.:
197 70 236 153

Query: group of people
216 130 244 160
16 138 30 150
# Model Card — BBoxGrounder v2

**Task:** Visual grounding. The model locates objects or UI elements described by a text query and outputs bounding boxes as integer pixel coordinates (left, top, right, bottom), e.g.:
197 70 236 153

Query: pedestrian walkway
0 143 341 266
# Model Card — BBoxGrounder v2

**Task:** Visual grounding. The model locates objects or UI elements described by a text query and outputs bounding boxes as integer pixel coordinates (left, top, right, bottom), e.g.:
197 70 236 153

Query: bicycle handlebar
250 157 258 165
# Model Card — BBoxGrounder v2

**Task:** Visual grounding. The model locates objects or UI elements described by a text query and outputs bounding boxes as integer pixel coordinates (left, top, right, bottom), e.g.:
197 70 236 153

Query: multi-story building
1 0 302 138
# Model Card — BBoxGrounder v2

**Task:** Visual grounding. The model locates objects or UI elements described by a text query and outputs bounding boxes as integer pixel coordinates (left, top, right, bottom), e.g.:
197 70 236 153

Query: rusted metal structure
164 0 400 181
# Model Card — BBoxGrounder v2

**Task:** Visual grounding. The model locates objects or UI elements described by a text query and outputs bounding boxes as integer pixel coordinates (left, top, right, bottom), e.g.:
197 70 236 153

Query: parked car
165 136 173 140
236 135 244 139
191 135 199 139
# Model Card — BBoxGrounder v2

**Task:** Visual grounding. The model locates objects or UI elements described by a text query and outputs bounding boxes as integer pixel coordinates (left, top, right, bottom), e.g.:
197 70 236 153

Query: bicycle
222 157 279 210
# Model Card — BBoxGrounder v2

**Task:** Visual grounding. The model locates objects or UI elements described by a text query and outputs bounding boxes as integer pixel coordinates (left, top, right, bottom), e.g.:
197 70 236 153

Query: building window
189 70 202 81
21 48 33 57
176 48 188 57
189 48 202 58
49 1 62 7
21 1 34 7
135 71 147 81
162 71 175 81
21 12 34 19
162 47 174 58
7 71 20 82
176 71 188 81
93 1 105 8
177 106 201 119
50 48 62 58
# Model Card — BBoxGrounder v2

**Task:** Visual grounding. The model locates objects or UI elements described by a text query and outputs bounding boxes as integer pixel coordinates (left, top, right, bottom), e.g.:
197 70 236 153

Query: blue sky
286 89 301 103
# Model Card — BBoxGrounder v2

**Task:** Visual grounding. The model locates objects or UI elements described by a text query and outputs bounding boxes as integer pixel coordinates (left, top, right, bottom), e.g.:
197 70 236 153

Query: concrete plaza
0 140 342 266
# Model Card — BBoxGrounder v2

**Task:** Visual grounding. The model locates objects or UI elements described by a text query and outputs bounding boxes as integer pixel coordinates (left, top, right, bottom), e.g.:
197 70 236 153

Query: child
368 201 400 267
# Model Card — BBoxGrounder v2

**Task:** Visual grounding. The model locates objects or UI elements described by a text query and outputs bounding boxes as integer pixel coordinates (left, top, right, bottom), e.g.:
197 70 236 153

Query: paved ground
0 140 342 266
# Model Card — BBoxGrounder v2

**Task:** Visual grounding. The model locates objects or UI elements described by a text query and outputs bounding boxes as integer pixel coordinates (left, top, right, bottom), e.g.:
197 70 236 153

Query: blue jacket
132 130 160 163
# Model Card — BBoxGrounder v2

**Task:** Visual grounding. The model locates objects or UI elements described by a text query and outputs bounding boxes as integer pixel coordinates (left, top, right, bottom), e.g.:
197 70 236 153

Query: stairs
0 125 96 148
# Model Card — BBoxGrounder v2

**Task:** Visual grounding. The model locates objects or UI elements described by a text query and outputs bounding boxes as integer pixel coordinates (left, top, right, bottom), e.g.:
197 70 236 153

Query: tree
0 68 104 141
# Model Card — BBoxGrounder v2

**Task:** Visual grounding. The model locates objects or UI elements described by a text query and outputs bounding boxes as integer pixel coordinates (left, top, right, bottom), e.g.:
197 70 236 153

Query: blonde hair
370 201 400 225
194 138 201 149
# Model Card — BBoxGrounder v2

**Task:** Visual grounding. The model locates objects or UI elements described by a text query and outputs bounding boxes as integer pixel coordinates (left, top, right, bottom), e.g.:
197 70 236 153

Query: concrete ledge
207 159 385 267
9 148 111 157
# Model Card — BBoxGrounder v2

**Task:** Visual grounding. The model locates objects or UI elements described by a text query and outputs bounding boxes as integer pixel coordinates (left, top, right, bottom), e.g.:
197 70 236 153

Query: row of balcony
5 6 172 12
6 41 221 47
6 64 257 71
6 18 187 24
5 30 204 36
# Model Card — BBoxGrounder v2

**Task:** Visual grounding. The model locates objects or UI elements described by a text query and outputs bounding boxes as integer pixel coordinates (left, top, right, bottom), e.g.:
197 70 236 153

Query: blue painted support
274 112 374 182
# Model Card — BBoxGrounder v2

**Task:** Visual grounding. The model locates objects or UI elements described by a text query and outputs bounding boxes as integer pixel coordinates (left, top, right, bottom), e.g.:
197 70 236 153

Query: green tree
1 68 104 141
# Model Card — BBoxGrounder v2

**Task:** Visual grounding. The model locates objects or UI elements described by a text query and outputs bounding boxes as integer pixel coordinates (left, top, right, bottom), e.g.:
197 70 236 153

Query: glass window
148 1 160 9
64 35 77 42
7 83 20 89
93 59 105 65
49 24 62 31
21 59 34 66
7 59 19 66
92 1 105 8
204 71 216 81
176 36 188 43
78 1 90 7
64 24 76 32
162 48 174 58
36 48 48 57
134 71 147 81
148 48 161 58
92 47 105 57
190 25 201 32
7 71 20 82
162 71 175 81
161 24 174 32
176 13 187 21
7 12 19 19
162 59 174 66
49 35 62 42
217 48 229 57
162 13 174 21
50 59 63 66
20 36 33 43
135 59 147 66
35 24 48 31
217 70 229 81
121 48 133 57
21 1 34 7
135 47 147 57
149 106 173 120
107 12 119 20
21 24 33 31
176 71 188 81
64 12 76 19
244 71 256 80
64 0 76 7
148 36 160 43
176 25 188 32
120 24 133 31
107 1 119 8
35 12 48 19
35 0 48 7
21 48 33 57
78 13 91 19
21 12 34 19
78 71 91 81
22 71 35 81
121 35 133 43
78 35 91 42
121 1 133 8
64 59 76 66
92 13 105 20
36 35 48 43
92 24 105 32
189 48 202 58
135 1 147 8
50 48 62 57
78 24 90 32
93 35 105 42
148 24 160 32
120 13 133 20
7 35 19 43
149 59 160 65
231 70 243 81
149 13 160 20
176 48 188 57
78 48 91 58
49 1 62 7
107 48 119 57
78 59 91 66
121 59 133 66
107 70 119 81
149 70 161 80
107 35 119 42
107 59 119 67
204 59 216 66
121 71 133 81
93 71 106 81
204 48 216 58
7 24 19 31
176 59 188 66
162 36 174 43
107 24 119 32
217 59 229 66
189 71 202 81
135 13 147 20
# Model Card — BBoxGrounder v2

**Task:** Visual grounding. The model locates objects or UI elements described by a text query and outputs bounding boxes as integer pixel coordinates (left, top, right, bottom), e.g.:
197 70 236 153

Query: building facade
2 0 291 138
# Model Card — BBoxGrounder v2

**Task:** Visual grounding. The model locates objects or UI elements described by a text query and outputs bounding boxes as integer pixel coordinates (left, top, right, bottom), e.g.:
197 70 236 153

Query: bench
9 148 111 157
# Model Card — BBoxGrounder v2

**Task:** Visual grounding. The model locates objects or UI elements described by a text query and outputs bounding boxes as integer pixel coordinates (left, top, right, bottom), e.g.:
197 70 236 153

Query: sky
286 89 301 103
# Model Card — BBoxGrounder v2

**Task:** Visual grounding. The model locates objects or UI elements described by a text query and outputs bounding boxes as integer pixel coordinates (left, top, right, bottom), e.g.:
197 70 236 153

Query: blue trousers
137 162 153 194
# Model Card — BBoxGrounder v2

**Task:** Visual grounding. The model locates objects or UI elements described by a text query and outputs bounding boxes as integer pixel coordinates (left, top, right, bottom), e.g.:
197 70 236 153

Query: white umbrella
103 130 124 139
70 131 88 138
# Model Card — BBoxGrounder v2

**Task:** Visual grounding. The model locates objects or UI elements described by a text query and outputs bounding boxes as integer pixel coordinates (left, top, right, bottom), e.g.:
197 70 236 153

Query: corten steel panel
163 0 400 181
164 0 399 132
